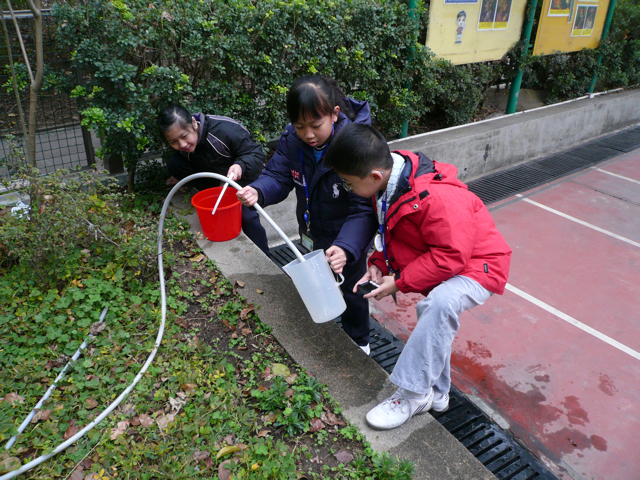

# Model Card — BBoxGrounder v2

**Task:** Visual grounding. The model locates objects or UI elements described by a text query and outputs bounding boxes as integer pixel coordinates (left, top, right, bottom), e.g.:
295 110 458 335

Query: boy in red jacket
324 124 512 430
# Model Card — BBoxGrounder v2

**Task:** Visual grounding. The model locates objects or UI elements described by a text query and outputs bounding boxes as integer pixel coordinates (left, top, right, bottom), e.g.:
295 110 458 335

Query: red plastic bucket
191 187 242 242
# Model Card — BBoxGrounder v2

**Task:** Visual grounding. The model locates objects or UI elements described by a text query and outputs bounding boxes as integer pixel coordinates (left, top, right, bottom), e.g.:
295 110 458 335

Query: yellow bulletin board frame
425 0 528 65
532 0 609 55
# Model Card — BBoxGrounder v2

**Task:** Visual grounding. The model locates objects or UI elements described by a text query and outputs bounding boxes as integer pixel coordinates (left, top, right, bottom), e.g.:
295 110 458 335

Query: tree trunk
27 0 43 168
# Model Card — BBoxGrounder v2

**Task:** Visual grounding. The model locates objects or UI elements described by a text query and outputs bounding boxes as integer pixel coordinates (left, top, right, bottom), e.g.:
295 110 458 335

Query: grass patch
0 165 414 479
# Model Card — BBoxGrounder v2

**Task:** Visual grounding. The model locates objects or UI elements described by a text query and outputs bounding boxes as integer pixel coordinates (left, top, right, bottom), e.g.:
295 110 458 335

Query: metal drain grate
468 126 640 205
268 242 556 479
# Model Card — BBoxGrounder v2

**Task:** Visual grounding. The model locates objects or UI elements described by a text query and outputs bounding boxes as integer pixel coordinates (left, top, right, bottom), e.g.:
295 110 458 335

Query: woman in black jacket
158 104 269 254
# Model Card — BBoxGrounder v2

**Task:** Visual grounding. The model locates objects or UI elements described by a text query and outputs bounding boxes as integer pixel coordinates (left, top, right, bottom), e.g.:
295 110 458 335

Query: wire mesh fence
1 9 93 180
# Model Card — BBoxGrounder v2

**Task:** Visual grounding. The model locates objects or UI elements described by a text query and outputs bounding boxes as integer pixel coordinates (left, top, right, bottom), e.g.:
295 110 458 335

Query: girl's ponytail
286 75 354 124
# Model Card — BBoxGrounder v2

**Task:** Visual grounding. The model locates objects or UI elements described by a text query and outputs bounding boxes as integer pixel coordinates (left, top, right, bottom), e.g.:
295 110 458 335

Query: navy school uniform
249 99 378 346
166 113 270 254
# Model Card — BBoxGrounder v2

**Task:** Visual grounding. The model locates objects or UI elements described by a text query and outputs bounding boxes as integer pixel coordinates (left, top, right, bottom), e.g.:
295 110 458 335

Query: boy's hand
365 275 399 301
353 265 383 293
237 186 259 207
227 164 243 182
325 246 346 274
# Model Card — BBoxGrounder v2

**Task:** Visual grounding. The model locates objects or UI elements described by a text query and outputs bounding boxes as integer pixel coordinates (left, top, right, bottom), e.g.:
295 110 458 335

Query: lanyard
298 147 327 230
378 192 395 274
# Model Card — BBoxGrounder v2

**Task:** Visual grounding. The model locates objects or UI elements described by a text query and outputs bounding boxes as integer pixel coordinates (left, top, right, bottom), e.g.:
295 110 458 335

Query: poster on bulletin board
533 0 608 55
425 0 527 64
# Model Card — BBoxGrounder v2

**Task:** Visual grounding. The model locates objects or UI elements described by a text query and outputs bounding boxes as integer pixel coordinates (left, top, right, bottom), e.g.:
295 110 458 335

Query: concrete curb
171 197 495 479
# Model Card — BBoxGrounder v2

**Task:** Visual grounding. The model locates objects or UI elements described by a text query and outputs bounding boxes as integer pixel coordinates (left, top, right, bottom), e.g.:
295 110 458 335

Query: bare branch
4 0 34 83
0 0 28 144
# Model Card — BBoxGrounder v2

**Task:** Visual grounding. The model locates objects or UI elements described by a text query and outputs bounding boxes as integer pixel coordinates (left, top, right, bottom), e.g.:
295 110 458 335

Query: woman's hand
227 164 243 182
353 265 383 293
325 246 346 274
237 186 259 207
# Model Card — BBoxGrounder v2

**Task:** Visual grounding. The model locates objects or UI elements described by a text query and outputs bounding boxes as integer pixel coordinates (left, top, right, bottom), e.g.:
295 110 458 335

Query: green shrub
49 0 639 185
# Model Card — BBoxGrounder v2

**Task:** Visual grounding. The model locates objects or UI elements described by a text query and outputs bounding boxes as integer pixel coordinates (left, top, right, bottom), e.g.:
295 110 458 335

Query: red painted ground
371 148 640 480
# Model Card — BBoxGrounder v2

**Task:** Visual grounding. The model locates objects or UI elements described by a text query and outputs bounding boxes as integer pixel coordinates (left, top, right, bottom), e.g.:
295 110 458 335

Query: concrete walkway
172 198 495 479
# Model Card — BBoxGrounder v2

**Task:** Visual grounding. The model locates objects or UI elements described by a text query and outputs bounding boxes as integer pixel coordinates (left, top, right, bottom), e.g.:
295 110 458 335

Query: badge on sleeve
374 233 383 252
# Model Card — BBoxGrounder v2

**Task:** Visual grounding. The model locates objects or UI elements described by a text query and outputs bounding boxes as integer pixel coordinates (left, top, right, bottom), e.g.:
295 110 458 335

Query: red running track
372 148 640 480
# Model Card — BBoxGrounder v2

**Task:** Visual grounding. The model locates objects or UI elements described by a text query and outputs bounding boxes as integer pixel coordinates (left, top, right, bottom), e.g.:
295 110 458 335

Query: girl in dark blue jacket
158 104 269 254
237 76 378 353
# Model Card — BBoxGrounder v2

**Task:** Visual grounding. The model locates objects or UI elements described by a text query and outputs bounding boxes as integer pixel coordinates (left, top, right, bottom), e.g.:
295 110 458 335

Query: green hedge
51 0 639 182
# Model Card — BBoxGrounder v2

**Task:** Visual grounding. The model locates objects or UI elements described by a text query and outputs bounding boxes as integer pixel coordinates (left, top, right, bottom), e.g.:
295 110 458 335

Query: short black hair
324 123 392 177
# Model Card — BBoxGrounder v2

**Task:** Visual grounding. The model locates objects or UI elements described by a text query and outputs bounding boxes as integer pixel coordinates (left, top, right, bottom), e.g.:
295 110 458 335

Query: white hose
0 172 303 479
4 307 109 451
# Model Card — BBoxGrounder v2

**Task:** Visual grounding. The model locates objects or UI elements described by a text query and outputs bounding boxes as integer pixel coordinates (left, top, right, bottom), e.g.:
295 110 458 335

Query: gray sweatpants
389 275 493 396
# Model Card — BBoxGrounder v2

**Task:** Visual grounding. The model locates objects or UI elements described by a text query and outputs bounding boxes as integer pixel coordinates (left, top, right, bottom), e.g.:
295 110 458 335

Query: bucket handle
335 273 344 286
163 173 306 263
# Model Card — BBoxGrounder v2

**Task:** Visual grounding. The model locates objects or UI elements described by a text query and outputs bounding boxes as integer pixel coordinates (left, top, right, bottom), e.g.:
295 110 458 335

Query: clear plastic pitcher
282 250 346 323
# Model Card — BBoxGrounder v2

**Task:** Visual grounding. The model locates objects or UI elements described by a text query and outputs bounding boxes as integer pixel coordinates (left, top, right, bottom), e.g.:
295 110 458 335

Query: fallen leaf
31 409 51 423
285 389 294 398
260 367 271 379
309 418 325 432
284 374 298 385
334 450 354 464
256 288 264 294
109 421 129 440
181 383 196 394
156 413 175 430
241 328 252 336
169 397 186 413
240 306 254 320
138 414 153 428
235 280 245 288
88 322 106 335
4 393 24 405
176 391 187 399
69 468 84 480
257 430 270 438
204 457 214 468
218 459 232 480
237 346 247 350
309 455 320 463
223 434 235 445
63 421 81 440
85 398 98 410
130 417 141 426
321 412 346 426
262 411 278 423
0 455 20 474
271 363 290 377
190 254 205 263
216 445 241 460
193 451 209 462
123 219 135 233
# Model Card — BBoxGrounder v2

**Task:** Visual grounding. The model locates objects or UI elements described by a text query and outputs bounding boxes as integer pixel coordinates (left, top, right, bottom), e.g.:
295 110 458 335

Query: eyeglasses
341 170 384 192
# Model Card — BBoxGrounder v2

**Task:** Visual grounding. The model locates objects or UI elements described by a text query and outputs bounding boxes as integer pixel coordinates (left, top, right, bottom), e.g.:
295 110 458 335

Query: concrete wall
388 88 640 182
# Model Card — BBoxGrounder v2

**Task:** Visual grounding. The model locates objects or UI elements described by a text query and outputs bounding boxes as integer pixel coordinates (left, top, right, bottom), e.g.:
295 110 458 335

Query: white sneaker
366 388 434 430
360 344 370 355
432 390 449 412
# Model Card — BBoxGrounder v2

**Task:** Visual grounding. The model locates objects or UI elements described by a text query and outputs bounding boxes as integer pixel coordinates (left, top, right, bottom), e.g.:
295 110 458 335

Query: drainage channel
466 125 640 205
268 241 555 480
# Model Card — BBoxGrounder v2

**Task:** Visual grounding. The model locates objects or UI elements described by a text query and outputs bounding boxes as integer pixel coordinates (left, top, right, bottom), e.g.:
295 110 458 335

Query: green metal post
587 0 617 93
506 0 539 114
400 0 418 138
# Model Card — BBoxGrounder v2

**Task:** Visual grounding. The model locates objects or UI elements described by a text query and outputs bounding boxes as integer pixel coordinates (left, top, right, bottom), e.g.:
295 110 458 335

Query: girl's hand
166 176 179 186
227 164 243 182
237 186 259 207
364 274 399 301
353 265 383 293
325 246 346 274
